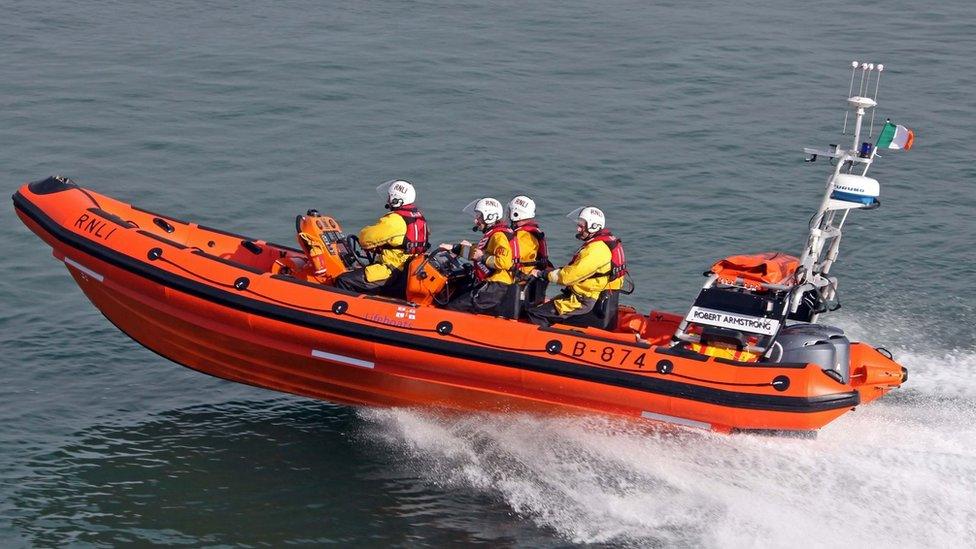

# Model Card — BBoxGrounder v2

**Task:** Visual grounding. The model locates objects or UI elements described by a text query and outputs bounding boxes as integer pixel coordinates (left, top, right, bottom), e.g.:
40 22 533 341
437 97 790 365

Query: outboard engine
765 324 852 383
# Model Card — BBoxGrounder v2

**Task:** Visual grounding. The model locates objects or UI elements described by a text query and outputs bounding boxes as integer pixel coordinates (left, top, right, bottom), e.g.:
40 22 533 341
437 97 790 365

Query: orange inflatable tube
12 176 906 434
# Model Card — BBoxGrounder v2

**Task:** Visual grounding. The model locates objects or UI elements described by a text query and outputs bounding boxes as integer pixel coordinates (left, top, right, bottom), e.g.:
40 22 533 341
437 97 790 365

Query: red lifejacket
391 206 429 255
473 222 515 282
513 220 549 269
572 229 628 282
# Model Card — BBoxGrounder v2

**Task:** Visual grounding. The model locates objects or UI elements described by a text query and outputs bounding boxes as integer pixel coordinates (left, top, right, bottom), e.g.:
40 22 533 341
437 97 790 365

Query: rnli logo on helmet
515 198 530 207
393 183 409 194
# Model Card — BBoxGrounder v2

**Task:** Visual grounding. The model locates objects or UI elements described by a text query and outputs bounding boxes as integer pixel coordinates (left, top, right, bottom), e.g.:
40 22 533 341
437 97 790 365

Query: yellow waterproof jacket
359 213 409 282
547 240 623 314
472 230 515 285
513 229 542 277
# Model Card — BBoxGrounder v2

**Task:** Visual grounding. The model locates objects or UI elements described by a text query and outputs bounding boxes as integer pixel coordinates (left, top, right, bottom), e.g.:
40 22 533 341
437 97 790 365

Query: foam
833 313 976 399
359 311 976 546
362 400 976 546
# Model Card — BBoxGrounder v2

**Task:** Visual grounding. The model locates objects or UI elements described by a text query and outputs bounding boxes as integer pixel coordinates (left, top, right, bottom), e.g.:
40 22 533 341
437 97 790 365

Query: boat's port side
44 182 291 275
13 185 866 432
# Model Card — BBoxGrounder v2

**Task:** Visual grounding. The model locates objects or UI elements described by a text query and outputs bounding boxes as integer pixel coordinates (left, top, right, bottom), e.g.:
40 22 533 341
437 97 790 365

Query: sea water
2 0 974 545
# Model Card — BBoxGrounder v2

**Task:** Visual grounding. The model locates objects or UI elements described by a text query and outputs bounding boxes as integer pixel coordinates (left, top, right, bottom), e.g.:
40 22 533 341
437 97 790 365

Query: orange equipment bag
614 306 647 336
710 252 799 288
405 255 449 306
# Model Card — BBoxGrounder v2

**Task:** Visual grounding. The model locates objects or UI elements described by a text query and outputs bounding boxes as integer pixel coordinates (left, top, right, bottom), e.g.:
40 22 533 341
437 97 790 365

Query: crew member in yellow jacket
442 197 518 316
526 206 626 326
507 195 551 306
335 180 429 297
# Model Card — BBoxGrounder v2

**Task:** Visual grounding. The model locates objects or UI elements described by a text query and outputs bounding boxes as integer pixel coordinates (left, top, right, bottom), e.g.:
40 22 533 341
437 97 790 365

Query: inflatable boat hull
13 178 906 433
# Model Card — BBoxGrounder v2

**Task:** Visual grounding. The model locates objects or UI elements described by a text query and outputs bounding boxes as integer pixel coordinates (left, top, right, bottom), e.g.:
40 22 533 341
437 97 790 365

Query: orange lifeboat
12 176 907 434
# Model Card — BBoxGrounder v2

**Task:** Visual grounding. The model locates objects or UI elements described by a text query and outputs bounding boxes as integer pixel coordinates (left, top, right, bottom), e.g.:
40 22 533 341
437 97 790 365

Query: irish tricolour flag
877 121 915 151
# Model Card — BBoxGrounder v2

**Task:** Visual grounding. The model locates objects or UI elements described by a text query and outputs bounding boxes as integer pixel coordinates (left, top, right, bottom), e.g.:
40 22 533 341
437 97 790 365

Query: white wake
361 312 976 546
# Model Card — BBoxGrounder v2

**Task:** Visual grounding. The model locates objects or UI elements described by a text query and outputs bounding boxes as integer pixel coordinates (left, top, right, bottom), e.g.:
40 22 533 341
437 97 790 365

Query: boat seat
521 276 549 309
494 283 522 319
561 290 620 330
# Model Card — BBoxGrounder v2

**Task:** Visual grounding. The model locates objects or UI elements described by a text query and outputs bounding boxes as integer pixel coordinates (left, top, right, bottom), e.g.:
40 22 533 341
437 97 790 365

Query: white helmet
568 206 605 232
376 179 416 208
507 195 536 221
463 197 504 225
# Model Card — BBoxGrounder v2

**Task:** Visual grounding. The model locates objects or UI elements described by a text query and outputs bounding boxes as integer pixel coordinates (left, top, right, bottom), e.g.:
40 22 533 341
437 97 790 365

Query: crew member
526 206 627 326
443 197 517 316
507 195 551 306
335 179 429 296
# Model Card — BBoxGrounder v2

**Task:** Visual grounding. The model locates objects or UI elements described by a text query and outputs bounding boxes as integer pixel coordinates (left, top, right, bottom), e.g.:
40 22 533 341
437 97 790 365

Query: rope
558 352 774 388
159 256 236 288
246 287 338 314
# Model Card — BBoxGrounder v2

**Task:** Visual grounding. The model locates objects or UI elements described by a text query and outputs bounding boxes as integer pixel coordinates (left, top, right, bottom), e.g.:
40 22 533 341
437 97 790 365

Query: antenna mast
797 61 887 321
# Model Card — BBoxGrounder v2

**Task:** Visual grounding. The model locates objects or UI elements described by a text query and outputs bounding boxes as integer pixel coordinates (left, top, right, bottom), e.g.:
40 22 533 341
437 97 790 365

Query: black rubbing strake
137 230 187 250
